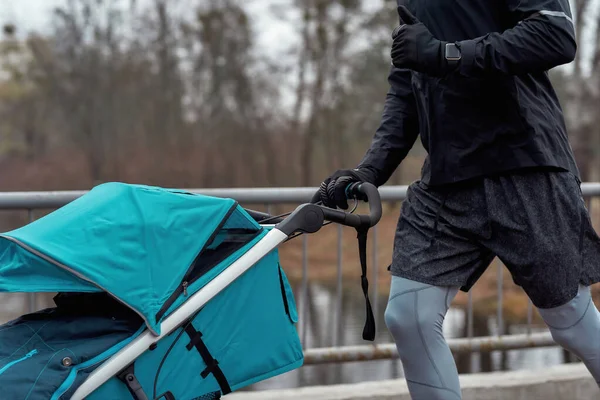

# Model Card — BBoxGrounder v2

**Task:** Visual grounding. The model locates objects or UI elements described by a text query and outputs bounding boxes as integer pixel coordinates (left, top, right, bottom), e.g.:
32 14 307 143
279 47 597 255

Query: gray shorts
390 169 600 309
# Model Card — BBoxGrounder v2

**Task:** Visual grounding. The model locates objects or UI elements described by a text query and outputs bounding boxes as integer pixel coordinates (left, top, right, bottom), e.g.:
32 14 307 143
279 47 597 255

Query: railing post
527 299 533 335
301 235 309 346
467 290 474 372
28 210 36 314
334 224 343 347
497 263 504 336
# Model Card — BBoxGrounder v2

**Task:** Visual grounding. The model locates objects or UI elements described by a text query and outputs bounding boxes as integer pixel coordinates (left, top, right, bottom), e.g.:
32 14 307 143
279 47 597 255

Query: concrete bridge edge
228 363 599 400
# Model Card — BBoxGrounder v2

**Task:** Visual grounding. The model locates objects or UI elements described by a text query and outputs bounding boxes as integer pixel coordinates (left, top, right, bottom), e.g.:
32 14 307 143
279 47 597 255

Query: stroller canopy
0 183 264 335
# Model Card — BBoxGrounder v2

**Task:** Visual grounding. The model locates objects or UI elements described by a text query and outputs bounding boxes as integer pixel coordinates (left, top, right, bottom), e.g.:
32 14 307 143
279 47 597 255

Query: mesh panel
187 208 261 282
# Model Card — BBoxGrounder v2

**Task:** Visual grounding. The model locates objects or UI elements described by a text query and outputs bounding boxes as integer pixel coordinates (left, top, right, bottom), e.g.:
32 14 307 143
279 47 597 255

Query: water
0 286 568 392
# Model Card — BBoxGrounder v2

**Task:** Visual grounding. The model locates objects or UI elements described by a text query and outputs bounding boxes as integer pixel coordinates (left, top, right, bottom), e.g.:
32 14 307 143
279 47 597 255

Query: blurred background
1 0 600 391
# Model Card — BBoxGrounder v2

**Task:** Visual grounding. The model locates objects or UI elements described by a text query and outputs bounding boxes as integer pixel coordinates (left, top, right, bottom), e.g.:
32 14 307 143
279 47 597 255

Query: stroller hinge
118 364 149 400
182 281 189 296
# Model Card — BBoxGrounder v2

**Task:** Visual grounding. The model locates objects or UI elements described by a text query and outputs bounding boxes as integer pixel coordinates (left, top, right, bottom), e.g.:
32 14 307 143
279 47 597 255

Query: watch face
446 43 461 60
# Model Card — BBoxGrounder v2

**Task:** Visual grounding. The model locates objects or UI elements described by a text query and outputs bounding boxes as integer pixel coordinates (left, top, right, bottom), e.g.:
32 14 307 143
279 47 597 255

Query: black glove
391 6 453 76
318 168 376 210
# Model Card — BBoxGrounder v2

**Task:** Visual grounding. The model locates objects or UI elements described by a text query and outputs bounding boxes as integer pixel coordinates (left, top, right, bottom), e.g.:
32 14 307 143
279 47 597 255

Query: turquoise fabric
160 228 269 319
0 242 100 293
0 182 258 334
55 325 146 400
0 182 304 399
139 249 303 397
88 249 303 399
0 296 145 400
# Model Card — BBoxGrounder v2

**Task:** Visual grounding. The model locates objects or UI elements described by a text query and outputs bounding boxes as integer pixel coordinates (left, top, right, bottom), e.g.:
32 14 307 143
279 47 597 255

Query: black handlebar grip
352 183 382 227
309 181 382 229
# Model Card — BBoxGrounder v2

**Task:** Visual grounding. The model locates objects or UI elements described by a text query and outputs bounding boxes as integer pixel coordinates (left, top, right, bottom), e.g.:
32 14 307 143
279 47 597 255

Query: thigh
484 170 600 309
386 276 460 318
391 180 495 291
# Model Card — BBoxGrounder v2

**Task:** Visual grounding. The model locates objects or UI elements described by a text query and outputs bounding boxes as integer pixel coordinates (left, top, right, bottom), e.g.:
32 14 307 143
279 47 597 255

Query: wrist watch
445 42 461 68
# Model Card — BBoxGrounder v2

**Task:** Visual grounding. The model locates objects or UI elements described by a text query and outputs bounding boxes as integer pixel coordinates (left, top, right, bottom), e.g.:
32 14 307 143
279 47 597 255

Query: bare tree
559 0 600 182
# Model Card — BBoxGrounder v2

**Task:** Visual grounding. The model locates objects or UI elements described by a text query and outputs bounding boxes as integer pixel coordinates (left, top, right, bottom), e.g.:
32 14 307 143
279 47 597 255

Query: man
317 1 600 399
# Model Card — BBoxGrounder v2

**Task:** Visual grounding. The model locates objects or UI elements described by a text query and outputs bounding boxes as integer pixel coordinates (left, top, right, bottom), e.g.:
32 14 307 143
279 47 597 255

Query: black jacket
358 0 580 187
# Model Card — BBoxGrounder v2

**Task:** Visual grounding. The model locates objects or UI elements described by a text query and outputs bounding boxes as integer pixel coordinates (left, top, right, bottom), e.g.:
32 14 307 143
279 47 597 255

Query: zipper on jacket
0 349 38 376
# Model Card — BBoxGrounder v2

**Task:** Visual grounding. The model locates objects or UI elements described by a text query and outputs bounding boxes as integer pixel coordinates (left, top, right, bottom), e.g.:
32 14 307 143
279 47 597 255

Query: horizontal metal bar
0 186 402 209
0 183 599 209
303 332 556 365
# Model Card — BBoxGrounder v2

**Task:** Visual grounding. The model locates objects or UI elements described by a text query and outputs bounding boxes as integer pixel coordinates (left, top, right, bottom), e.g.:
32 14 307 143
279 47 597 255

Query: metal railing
3 183 600 366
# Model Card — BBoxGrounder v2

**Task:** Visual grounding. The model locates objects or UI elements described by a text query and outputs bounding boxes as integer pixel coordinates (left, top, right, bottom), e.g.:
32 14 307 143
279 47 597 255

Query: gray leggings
384 276 600 400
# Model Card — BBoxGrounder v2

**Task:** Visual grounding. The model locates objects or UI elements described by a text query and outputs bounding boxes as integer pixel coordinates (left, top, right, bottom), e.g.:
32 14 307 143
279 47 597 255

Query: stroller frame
63 182 382 399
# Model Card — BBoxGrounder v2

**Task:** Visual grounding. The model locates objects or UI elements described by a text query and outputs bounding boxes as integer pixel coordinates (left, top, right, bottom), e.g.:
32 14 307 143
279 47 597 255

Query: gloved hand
318 168 376 210
391 6 453 76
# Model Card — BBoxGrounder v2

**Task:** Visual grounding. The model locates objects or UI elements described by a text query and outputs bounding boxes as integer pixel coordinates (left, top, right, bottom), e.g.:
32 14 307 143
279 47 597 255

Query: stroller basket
0 182 381 399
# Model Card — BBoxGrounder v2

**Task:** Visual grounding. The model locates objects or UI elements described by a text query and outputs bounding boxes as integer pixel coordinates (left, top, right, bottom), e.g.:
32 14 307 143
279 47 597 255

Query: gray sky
2 0 597 75
0 0 382 53
1 0 56 34
0 0 298 56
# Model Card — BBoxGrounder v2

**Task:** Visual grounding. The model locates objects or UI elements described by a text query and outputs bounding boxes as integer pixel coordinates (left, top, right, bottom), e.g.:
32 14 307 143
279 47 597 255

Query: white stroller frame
71 183 382 400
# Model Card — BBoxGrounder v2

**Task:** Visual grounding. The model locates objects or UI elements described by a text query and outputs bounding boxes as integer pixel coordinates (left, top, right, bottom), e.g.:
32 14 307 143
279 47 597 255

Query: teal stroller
0 181 381 399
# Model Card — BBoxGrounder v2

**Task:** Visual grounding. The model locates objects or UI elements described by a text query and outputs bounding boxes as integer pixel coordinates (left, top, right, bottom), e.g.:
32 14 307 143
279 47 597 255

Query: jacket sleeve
356 67 419 187
456 0 576 77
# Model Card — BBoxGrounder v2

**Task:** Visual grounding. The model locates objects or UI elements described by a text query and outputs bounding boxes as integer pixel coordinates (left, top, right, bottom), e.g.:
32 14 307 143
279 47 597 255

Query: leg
481 170 600 385
384 276 461 400
389 180 495 398
537 285 600 385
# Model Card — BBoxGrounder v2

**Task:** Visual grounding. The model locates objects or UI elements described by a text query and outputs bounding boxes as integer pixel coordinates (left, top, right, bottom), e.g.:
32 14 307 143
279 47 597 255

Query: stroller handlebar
348 182 383 227
252 182 382 237
317 182 382 229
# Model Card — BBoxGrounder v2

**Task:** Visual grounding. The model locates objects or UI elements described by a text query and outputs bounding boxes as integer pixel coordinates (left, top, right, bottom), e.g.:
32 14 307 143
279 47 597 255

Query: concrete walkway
228 363 599 399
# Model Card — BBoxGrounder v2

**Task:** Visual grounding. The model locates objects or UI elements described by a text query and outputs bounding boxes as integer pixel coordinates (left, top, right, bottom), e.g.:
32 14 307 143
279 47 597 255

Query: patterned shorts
390 169 600 309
